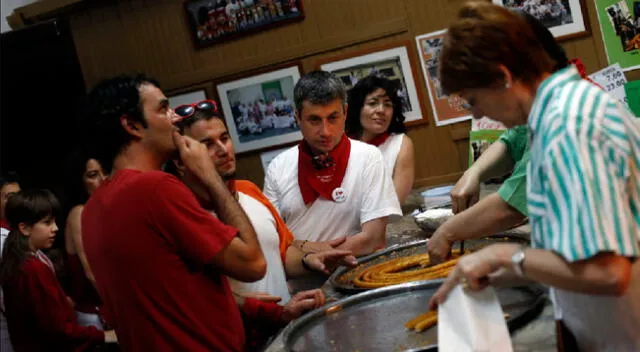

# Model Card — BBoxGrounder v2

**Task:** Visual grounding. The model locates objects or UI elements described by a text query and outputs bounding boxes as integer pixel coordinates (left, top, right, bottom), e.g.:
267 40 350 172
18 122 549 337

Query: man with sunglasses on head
263 71 402 266
81 74 266 351
169 100 357 350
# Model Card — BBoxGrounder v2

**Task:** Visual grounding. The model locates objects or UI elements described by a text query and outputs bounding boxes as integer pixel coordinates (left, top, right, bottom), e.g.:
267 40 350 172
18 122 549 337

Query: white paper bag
438 285 513 352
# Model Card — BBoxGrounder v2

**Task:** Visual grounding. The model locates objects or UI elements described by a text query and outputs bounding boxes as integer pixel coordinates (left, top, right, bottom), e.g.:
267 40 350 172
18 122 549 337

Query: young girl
0 189 115 351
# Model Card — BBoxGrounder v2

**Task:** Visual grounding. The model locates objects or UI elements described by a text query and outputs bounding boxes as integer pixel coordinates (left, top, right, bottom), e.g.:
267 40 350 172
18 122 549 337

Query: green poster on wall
595 0 640 71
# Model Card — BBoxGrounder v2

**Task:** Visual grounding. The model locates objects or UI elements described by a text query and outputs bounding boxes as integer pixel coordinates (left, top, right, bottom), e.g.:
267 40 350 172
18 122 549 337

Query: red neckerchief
366 132 390 147
569 58 602 89
298 134 351 205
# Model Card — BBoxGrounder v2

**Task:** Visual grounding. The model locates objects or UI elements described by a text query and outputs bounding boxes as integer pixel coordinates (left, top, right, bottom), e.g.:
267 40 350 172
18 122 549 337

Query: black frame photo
184 0 305 49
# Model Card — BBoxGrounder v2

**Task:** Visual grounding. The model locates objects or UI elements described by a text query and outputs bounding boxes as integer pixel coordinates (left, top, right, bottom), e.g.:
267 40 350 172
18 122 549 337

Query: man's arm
335 217 388 257
173 132 266 282
441 194 525 242
284 245 356 277
205 177 266 282
293 217 387 257
466 140 514 182
428 193 526 263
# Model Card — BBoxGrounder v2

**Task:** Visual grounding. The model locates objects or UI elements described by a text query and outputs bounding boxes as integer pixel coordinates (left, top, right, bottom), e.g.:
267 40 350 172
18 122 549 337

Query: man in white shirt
264 71 402 257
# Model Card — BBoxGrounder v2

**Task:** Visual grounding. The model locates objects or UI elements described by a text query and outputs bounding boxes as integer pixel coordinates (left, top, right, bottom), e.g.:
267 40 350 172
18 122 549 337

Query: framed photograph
594 0 640 71
216 65 302 153
319 44 426 125
492 0 590 40
415 30 473 126
184 0 305 49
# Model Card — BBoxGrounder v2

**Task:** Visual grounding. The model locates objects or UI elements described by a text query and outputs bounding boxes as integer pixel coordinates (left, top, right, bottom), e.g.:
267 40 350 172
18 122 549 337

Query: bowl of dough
413 207 454 233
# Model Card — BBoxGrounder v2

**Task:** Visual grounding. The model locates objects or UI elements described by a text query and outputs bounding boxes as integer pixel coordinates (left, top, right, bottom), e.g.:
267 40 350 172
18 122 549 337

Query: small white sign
588 63 628 106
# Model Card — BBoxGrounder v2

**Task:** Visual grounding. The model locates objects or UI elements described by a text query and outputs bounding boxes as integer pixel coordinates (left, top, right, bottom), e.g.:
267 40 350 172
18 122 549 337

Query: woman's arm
66 206 96 284
429 244 634 308
392 135 415 205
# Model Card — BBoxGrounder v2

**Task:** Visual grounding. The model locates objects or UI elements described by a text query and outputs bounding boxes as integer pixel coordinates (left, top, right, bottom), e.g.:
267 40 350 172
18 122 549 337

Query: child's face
23 217 58 250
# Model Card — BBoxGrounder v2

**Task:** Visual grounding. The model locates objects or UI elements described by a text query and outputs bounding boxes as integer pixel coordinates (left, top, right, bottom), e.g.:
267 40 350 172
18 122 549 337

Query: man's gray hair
294 70 347 112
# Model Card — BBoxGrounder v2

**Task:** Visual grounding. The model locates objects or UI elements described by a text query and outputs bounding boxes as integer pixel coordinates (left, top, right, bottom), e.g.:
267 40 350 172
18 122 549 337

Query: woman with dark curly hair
346 75 415 204
63 150 106 329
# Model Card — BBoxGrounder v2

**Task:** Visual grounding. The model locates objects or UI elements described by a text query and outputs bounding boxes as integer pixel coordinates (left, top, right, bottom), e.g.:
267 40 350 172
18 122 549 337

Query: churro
405 310 437 332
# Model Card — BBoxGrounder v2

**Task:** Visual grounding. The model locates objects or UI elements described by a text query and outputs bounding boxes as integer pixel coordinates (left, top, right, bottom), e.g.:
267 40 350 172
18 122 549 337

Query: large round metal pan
276 280 546 352
330 235 529 294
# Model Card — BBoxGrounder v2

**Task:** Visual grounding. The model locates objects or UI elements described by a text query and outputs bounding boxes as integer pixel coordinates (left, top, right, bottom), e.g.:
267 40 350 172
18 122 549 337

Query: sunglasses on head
174 100 219 119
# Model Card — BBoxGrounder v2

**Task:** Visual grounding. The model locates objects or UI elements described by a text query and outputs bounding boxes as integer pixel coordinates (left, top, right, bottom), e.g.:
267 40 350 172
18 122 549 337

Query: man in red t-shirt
81 74 266 351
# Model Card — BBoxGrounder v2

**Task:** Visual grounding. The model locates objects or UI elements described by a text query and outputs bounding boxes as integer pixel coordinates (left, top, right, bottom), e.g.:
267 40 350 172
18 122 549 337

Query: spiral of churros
351 250 462 288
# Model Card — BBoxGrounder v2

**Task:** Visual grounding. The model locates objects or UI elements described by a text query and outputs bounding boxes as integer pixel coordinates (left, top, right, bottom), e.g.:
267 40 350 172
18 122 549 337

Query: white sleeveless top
377 133 405 177
218 193 291 304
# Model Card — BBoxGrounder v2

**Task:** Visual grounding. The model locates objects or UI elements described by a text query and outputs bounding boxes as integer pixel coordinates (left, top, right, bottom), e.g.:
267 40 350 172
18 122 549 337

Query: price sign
588 64 628 106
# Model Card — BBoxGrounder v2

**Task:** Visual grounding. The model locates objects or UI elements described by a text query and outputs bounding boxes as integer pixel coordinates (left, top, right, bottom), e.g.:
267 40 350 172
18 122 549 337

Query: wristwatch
511 247 526 278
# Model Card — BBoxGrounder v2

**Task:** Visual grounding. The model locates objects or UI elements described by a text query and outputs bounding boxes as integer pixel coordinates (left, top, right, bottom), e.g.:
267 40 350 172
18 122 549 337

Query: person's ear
497 65 513 89
294 110 301 123
120 115 145 139
18 223 31 237
172 159 186 178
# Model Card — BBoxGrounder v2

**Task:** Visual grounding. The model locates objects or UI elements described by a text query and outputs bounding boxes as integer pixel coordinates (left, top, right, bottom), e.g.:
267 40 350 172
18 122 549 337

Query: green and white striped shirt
527 66 640 262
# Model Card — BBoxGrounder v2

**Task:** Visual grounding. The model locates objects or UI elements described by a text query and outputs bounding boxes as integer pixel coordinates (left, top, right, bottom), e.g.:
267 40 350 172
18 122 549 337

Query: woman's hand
427 227 454 265
451 170 481 214
428 243 519 310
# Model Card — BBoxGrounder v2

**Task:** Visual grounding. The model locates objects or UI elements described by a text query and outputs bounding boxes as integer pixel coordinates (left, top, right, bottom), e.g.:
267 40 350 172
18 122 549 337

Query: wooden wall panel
66 0 637 188
70 0 409 90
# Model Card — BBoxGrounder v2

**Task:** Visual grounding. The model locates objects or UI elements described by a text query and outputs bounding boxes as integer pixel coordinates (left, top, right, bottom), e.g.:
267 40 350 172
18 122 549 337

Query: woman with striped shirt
429 3 640 351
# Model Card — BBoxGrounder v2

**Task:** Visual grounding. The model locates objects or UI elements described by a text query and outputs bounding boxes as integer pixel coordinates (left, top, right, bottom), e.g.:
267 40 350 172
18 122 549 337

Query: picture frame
415 29 473 126
492 0 590 41
183 0 305 49
318 43 427 126
216 64 302 153
594 0 640 71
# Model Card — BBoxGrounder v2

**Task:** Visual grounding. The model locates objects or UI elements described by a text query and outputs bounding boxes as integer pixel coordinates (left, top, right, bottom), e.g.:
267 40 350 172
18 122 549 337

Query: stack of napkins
438 285 513 352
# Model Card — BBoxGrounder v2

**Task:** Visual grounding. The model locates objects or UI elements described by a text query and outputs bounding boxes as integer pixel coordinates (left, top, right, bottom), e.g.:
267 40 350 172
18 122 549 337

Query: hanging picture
318 44 426 125
216 64 302 153
184 0 305 49
415 29 472 126
492 0 590 40
594 0 640 71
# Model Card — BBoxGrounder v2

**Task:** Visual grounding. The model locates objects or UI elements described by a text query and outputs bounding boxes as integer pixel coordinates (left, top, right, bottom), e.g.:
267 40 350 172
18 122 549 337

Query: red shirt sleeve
149 174 238 267
22 260 104 345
